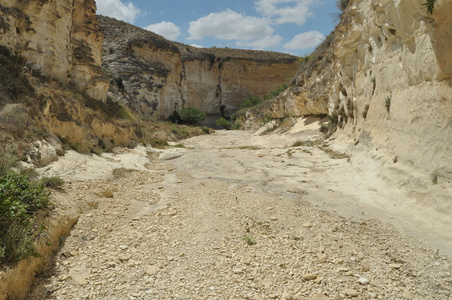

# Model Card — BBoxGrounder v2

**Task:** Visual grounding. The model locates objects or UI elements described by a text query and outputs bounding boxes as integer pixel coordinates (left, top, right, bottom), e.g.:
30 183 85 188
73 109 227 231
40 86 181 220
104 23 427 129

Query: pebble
24 153 452 300
344 289 358 297
282 291 294 299
302 274 317 281
402 290 413 299
356 276 369 285
389 264 402 269
145 265 158 276
317 253 328 263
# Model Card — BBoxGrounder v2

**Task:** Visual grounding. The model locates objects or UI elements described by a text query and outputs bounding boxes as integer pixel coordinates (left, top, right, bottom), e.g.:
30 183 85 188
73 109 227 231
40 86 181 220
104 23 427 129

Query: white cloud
236 35 283 49
190 44 204 48
188 9 273 41
255 0 315 25
284 30 325 50
96 0 141 24
144 22 181 41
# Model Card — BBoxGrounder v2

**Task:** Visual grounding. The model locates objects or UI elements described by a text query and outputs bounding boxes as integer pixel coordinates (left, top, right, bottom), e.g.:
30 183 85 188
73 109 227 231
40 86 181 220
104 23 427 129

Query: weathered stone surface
0 0 107 100
253 0 452 182
99 16 299 119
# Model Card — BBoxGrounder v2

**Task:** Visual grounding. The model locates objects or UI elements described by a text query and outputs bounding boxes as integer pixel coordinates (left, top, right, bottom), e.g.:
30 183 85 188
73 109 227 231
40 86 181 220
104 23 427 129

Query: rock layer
99 16 299 119
263 0 452 179
0 0 107 100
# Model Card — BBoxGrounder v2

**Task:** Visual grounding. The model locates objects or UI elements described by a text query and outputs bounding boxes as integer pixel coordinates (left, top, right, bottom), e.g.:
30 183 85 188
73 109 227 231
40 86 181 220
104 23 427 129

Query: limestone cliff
99 16 299 119
257 0 452 181
0 0 107 100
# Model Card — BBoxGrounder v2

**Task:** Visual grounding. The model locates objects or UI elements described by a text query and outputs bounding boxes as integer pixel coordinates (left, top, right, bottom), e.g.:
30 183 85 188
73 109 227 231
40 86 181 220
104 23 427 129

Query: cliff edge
0 0 107 100
99 16 299 119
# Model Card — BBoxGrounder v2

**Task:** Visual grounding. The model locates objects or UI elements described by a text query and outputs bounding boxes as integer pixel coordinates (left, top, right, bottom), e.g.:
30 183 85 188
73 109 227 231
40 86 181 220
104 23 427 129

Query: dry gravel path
28 125 452 299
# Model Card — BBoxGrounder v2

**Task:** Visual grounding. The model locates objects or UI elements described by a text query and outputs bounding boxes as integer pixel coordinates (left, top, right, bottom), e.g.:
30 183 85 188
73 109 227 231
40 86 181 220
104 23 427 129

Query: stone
119 255 131 262
356 277 370 285
389 264 402 269
402 291 413 299
0 0 107 100
302 274 317 281
146 265 158 276
317 253 328 263
344 289 358 297
282 291 294 299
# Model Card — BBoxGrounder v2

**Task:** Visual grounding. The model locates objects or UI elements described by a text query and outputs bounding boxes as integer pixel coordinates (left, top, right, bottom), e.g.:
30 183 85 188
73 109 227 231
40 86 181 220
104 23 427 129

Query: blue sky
95 0 341 56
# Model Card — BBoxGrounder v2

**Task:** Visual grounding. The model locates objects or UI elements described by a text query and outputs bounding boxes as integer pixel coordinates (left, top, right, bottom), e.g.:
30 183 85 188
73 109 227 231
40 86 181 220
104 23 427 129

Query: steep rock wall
264 0 452 180
99 16 299 119
0 0 107 100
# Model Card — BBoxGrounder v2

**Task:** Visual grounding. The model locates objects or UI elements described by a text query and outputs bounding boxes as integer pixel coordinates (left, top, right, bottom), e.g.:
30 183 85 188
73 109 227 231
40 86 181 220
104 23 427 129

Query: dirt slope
27 120 452 299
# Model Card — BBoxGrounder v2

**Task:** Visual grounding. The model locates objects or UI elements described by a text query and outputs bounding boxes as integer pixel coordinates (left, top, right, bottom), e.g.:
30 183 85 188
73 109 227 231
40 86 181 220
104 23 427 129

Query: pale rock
344 289 358 297
389 264 402 269
402 291 413 299
0 0 107 100
302 274 317 281
282 291 294 300
317 253 328 263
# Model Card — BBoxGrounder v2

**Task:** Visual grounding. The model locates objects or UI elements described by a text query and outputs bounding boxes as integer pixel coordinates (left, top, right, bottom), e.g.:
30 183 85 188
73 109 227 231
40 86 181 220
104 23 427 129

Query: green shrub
168 110 182 124
242 96 263 108
178 107 206 126
242 84 288 109
0 172 51 263
269 84 288 98
216 117 230 129
41 176 64 189
201 126 211 134
423 0 436 14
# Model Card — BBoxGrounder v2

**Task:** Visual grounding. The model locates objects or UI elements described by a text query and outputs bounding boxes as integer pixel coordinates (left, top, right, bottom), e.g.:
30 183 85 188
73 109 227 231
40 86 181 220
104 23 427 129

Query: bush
41 176 64 189
0 172 51 263
241 84 288 109
242 96 263 109
168 110 182 124
216 117 230 129
178 107 206 126
423 0 436 14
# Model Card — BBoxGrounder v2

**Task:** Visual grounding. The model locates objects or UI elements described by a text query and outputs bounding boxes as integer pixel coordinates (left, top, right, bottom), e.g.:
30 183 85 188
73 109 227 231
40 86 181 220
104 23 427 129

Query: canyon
0 0 451 299
99 16 299 119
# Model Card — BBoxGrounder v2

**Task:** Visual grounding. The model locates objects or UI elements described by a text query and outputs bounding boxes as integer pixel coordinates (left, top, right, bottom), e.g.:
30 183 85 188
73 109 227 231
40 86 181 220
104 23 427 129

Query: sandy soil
27 118 452 299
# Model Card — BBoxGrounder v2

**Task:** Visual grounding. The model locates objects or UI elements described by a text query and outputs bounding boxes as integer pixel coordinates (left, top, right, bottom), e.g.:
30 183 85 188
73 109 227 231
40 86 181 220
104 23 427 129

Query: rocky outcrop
0 0 107 100
99 16 299 119
261 0 452 180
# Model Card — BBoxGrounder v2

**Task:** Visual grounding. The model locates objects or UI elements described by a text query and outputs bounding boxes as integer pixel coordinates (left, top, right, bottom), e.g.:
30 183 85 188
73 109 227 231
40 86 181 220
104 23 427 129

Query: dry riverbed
26 119 452 299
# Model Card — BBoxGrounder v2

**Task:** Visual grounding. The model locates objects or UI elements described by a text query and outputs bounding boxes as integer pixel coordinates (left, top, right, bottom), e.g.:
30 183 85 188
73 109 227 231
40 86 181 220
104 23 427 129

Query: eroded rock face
266 0 452 177
0 0 107 100
99 16 299 119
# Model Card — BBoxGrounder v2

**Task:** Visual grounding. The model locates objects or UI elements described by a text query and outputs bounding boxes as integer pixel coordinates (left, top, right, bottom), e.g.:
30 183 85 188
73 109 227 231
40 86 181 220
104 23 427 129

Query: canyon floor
28 119 452 299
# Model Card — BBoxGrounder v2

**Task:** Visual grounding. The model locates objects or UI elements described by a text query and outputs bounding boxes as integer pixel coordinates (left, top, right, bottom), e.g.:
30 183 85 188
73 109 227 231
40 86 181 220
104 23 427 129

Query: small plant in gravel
243 235 256 246
385 95 391 113
362 104 370 119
